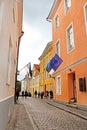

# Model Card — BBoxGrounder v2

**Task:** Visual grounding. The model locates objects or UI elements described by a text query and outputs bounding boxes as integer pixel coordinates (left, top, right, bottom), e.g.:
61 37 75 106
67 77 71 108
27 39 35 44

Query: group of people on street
15 89 31 101
21 90 31 98
34 90 44 99
22 90 28 98
15 89 53 101
34 90 53 99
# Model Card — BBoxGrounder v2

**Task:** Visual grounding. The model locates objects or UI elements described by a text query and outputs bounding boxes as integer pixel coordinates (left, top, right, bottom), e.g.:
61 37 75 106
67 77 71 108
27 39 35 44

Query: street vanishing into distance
20 97 87 130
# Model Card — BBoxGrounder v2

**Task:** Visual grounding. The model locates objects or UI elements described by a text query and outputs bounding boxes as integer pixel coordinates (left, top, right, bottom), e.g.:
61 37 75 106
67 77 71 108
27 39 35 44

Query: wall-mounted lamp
50 75 55 79
69 68 72 72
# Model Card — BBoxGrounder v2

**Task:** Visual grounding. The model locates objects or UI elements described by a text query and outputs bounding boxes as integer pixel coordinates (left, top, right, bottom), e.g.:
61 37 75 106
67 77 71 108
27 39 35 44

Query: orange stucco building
47 0 87 109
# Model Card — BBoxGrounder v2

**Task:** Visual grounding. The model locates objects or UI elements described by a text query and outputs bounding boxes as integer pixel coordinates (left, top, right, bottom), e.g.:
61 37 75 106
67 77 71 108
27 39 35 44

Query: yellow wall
39 42 54 94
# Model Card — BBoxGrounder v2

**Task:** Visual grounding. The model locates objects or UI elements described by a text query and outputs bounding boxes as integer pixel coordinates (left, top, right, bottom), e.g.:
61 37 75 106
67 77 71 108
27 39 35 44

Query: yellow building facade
39 41 54 96
28 64 40 96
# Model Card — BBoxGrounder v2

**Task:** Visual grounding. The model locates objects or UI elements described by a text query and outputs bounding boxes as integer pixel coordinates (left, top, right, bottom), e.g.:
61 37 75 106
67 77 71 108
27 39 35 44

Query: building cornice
38 41 52 60
47 0 61 21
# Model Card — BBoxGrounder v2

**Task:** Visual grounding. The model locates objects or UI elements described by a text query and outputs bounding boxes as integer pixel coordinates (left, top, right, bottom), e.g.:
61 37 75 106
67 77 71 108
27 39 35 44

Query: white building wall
21 79 27 92
0 0 21 130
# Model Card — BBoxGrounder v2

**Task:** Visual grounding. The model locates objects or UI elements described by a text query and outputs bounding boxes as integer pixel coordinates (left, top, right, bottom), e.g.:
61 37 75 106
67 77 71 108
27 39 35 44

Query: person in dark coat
25 90 28 99
34 90 37 98
41 91 44 99
50 90 53 99
16 89 19 100
22 91 24 98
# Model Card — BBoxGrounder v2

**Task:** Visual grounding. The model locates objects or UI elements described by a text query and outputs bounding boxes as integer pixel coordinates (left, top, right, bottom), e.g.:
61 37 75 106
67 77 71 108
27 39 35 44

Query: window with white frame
65 0 71 13
55 15 59 29
7 37 12 85
84 3 87 33
66 24 74 52
56 76 61 95
0 2 4 32
56 40 60 56
12 0 16 23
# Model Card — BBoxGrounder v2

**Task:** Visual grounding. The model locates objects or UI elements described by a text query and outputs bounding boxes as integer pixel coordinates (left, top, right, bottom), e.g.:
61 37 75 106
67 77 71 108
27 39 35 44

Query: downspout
14 31 24 103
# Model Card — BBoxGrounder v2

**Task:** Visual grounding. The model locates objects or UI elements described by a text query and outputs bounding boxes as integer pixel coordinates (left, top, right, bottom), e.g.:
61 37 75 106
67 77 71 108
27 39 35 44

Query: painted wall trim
53 56 87 75
0 95 14 103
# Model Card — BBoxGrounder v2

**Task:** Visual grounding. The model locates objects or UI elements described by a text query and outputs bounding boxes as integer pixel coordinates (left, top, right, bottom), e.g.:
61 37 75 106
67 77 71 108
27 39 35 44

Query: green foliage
16 81 21 92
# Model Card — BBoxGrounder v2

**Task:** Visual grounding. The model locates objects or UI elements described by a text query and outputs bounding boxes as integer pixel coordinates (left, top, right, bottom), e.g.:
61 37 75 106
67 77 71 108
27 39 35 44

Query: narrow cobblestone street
20 97 87 130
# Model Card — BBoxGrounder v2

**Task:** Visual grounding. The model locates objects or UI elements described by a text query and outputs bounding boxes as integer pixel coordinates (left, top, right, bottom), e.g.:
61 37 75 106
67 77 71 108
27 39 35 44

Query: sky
18 0 54 71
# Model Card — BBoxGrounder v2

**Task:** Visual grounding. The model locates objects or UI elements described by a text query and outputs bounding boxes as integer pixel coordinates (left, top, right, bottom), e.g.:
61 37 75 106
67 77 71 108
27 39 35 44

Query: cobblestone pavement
22 97 87 130
6 100 34 130
44 99 87 120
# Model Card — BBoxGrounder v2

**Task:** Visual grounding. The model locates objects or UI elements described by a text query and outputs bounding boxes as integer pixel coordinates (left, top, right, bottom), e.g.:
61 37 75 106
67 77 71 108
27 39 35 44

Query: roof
33 64 40 70
38 41 52 60
47 0 61 20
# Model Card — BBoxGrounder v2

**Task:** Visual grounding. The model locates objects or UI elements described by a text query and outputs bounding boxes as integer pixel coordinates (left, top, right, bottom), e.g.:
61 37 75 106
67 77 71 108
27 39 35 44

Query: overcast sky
18 0 54 70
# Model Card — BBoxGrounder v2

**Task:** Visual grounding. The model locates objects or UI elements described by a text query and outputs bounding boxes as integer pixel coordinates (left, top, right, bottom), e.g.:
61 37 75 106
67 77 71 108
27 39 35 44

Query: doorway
68 72 77 102
73 73 77 101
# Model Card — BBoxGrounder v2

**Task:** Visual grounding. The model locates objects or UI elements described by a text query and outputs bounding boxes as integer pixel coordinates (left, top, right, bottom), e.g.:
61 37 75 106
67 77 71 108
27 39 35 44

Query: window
13 8 15 23
12 0 15 23
65 0 71 13
79 77 86 92
0 2 4 32
7 37 12 85
84 3 87 33
56 76 61 95
55 15 59 29
66 24 74 52
56 40 60 56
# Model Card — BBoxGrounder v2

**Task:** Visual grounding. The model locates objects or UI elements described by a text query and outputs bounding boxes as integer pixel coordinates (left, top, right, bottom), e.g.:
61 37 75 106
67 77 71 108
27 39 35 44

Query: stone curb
44 100 87 120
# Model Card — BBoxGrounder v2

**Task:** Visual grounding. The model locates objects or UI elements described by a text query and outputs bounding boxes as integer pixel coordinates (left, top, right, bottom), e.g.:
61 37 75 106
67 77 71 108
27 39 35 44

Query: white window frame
84 3 87 34
64 0 71 14
12 0 16 23
56 40 60 56
7 38 12 85
55 15 59 29
56 76 61 95
66 23 74 52
0 2 4 32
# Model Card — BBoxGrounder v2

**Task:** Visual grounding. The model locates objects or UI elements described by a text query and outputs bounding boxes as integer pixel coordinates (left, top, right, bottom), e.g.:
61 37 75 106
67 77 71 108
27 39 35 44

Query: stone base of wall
53 99 87 111
77 104 87 111
0 96 14 130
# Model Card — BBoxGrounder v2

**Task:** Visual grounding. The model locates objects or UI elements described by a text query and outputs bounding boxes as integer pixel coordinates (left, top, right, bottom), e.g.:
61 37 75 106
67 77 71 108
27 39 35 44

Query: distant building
39 41 54 96
0 0 23 130
21 78 27 92
47 0 87 109
30 64 40 96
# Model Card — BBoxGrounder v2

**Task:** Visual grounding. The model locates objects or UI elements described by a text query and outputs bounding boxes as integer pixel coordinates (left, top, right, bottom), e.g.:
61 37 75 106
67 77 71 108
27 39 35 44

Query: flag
50 54 63 71
27 62 32 78
46 62 51 72
46 54 63 75
46 61 55 75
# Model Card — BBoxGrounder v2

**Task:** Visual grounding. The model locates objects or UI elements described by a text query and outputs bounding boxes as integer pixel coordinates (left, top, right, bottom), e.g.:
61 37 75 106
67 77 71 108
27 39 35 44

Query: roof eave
46 0 57 21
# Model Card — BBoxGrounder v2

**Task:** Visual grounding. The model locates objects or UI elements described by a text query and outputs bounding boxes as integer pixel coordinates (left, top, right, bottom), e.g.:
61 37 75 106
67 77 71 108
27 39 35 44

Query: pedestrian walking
38 91 40 98
25 90 28 99
22 91 24 98
15 89 19 100
41 91 44 99
34 90 37 98
50 90 53 99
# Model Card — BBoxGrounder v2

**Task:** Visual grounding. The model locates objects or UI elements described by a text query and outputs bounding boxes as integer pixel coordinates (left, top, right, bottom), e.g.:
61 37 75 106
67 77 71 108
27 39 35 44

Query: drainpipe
14 31 24 103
